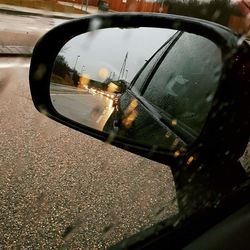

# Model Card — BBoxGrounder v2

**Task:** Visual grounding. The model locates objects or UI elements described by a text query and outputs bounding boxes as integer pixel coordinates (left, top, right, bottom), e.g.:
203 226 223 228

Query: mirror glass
50 27 222 151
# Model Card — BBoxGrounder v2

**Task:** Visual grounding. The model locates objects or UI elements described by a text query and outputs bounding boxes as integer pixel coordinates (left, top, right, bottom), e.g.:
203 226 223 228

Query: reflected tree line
52 55 127 93
161 0 242 25
52 55 80 86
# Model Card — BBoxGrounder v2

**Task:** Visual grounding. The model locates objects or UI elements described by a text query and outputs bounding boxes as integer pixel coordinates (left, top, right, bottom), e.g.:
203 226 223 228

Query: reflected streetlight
125 69 128 81
73 55 80 71
82 65 86 73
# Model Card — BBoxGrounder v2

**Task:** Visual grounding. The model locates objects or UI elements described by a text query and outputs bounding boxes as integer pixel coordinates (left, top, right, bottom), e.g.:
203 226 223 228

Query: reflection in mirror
50 27 222 151
50 27 176 130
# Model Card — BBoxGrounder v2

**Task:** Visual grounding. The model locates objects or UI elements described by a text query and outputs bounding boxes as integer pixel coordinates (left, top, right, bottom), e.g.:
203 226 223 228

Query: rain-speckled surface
0 10 249 249
0 58 177 248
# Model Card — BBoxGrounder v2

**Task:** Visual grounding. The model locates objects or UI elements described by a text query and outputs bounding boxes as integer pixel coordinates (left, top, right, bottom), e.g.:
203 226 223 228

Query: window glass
131 40 172 93
143 32 222 136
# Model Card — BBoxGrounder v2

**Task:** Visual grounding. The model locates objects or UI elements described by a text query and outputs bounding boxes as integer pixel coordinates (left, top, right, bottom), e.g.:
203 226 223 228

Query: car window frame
128 31 198 144
128 30 224 144
128 30 181 91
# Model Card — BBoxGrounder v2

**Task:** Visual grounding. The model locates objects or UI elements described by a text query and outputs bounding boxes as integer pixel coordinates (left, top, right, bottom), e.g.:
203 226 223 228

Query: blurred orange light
99 68 109 80
122 110 138 128
79 74 90 88
171 119 177 126
174 151 180 158
107 82 119 93
187 156 194 165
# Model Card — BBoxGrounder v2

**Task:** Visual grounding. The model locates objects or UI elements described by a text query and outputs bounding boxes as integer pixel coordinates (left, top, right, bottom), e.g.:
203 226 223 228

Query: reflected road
50 83 114 130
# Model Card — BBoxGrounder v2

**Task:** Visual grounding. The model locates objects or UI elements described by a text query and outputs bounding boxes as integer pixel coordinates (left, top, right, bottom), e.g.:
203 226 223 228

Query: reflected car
103 30 224 150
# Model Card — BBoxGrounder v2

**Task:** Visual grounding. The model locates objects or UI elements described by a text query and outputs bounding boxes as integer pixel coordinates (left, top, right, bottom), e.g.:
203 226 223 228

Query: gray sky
59 27 177 82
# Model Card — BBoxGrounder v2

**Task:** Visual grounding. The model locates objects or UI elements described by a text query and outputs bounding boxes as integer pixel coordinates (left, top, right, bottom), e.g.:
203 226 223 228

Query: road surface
0 12 66 48
0 57 177 248
50 83 114 131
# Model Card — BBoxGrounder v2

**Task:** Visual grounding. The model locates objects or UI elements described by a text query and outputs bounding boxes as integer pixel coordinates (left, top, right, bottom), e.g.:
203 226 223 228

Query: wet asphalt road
0 12 66 47
0 58 177 248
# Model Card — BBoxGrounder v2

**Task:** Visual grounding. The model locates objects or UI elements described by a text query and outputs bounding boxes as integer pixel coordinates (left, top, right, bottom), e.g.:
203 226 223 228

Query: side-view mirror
29 14 250 169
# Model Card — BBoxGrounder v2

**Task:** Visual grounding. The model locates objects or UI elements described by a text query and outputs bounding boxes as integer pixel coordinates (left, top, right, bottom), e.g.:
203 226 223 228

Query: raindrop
34 64 47 81
105 131 116 144
89 17 102 31
213 199 221 208
237 35 246 46
174 150 180 158
212 10 221 21
103 223 114 234
165 131 171 139
173 218 180 227
187 156 194 165
62 225 74 239
173 21 181 30
91 105 102 120
155 207 165 217
0 76 8 95
206 93 213 102
171 119 177 126
38 105 49 116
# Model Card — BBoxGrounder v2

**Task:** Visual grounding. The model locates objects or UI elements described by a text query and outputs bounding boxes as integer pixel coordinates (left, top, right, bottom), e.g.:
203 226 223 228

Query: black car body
104 30 228 151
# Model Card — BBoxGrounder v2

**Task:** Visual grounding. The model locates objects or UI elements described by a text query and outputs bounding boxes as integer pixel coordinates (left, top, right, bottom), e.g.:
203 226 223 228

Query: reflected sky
59 27 177 82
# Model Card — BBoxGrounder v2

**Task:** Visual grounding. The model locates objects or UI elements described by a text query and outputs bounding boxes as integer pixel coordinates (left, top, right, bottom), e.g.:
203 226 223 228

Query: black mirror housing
29 13 250 168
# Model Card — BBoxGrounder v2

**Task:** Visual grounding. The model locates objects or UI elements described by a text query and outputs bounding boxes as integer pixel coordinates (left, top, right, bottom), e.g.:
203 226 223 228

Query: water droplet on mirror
173 218 181 227
173 21 181 29
165 131 171 139
237 35 246 46
105 131 116 144
103 223 114 234
91 105 103 120
187 156 194 165
122 110 138 128
206 93 213 102
38 105 49 116
174 151 180 158
89 17 102 31
98 68 109 81
78 74 90 89
171 119 177 126
34 64 47 81
107 82 120 93
213 199 221 208
212 9 221 20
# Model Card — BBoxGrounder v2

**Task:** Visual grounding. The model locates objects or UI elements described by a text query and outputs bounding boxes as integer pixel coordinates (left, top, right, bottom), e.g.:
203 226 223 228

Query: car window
142 32 223 137
131 34 177 93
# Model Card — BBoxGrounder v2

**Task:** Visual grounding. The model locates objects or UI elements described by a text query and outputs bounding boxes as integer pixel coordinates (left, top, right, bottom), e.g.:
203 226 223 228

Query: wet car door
103 32 179 149
104 31 223 151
